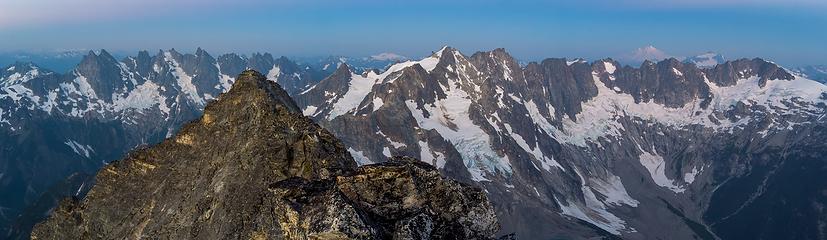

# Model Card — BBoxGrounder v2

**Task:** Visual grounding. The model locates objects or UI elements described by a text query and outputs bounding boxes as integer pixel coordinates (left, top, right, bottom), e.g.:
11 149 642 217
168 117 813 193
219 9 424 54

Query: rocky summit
30 70 499 239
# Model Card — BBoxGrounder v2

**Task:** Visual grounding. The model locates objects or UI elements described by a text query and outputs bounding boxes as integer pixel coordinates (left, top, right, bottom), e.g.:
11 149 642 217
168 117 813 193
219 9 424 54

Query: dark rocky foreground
30 70 499 239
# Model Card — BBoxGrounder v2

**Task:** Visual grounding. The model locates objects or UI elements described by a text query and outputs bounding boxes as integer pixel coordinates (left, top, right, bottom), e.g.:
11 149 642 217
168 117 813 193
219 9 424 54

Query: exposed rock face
705 58 794 87
272 157 498 239
607 58 712 108
522 57 597 120
30 70 499 239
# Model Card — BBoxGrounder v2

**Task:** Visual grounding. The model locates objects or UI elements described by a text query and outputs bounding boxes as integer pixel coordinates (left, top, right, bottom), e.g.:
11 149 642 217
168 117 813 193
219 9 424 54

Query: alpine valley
2 46 827 239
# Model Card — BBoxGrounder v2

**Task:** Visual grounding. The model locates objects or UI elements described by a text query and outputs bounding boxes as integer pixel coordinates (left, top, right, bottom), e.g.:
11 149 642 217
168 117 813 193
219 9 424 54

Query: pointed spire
334 62 351 75
137 50 150 59
98 49 113 58
434 45 453 58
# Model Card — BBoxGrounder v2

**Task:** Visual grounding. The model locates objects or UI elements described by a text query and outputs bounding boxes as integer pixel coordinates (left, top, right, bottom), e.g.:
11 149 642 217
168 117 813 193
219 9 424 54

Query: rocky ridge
31 70 499 239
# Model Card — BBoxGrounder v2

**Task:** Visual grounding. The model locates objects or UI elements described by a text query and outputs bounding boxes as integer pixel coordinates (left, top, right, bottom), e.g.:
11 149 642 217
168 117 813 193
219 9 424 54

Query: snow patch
639 150 685 193
508 127 564 172
72 73 97 99
327 72 378 119
64 140 94 158
164 52 204 105
303 105 318 116
404 68 512 181
590 175 639 207
267 65 281 81
112 80 168 114
215 63 234 91
604 61 616 74
372 97 384 111
347 147 373 166
684 165 703 184
672 67 683 77
418 141 446 168
555 168 634 235
551 66 827 147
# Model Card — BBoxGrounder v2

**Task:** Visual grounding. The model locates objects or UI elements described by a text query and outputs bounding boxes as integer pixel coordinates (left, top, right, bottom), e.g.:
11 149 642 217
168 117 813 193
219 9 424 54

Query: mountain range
2 46 827 239
0 50 91 73
793 65 827 84
0 48 328 238
294 46 827 239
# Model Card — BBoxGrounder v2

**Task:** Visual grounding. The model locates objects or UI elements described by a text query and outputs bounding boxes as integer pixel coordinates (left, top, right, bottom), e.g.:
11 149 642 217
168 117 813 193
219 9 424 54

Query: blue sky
0 0 825 66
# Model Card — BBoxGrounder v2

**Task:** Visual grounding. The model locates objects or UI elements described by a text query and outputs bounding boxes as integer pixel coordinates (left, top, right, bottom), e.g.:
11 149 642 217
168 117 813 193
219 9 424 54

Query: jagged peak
250 52 274 61
432 45 462 60
225 70 300 113
154 49 166 57
78 49 118 67
435 45 451 56
659 57 684 66
80 50 99 60
136 50 151 59
491 47 508 54
274 56 300 70
165 48 184 60
334 62 352 74
98 49 113 58
275 55 291 63
538 57 574 66
217 52 244 61
485 48 517 62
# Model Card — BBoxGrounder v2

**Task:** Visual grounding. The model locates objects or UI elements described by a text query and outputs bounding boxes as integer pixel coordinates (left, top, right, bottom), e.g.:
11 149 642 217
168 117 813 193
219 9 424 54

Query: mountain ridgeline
1 46 826 239
295 47 826 239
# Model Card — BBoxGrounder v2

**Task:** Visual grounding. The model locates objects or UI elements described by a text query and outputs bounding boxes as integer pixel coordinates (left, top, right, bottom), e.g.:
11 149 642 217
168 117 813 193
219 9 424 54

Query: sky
0 0 825 66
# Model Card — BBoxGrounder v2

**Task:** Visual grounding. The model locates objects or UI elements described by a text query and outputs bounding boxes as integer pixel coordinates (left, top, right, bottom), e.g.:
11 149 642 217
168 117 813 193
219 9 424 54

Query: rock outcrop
31 70 499 239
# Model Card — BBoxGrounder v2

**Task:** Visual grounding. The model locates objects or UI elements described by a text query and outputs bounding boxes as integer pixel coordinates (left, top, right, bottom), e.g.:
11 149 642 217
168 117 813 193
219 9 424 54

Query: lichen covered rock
270 157 498 239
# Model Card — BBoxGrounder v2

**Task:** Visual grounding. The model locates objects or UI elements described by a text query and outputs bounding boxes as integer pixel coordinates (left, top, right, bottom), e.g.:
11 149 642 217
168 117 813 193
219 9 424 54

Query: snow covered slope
297 47 827 239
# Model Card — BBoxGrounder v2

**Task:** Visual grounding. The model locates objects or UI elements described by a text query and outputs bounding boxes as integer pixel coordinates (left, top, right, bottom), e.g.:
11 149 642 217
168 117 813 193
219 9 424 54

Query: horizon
1 0 826 67
0 45 809 72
